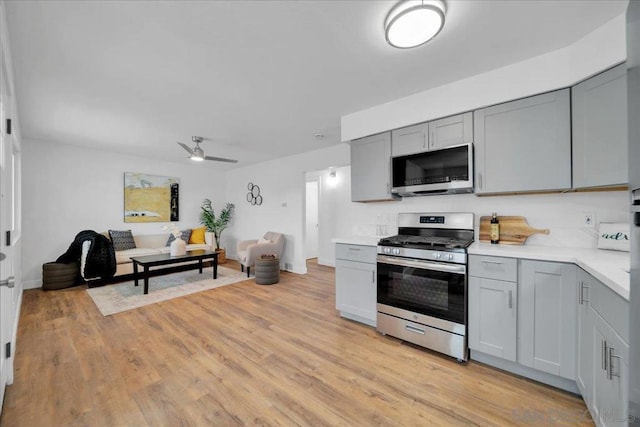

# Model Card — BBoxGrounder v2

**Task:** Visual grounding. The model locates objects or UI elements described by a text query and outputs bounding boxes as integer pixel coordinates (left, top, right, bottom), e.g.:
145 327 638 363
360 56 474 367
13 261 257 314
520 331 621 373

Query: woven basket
42 262 80 290
254 257 280 285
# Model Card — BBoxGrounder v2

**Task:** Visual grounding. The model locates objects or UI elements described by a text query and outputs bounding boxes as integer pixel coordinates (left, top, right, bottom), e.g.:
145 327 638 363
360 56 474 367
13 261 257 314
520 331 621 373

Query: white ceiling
5 0 628 169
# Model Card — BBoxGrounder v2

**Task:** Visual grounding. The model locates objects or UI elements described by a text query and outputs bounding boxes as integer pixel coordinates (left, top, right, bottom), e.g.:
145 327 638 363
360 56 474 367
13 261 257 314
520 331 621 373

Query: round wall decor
247 183 262 206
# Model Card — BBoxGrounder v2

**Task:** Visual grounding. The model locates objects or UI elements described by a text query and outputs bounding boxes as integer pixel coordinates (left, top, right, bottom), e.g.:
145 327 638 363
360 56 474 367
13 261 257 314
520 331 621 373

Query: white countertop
469 242 631 301
332 237 631 301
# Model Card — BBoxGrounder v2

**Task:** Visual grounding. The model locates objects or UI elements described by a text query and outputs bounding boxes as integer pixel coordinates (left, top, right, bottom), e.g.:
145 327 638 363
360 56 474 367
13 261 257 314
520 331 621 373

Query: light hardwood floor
1 260 591 426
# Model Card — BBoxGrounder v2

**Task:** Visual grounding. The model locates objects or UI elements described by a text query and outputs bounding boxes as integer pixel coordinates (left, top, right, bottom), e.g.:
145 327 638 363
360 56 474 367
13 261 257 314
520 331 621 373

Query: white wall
22 139 227 287
342 14 627 141
321 166 629 249
304 180 318 259
225 143 349 274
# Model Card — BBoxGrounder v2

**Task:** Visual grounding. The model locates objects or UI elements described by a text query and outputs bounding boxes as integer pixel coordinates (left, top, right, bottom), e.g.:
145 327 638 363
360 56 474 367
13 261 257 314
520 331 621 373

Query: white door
305 180 319 259
0 62 16 411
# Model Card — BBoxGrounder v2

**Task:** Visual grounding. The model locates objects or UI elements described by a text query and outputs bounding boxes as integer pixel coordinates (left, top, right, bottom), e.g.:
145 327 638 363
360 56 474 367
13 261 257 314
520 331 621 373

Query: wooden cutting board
479 216 550 245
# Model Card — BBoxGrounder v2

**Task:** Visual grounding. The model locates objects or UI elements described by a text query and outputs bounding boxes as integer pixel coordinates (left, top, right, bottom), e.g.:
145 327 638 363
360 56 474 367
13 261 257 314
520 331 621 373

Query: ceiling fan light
385 0 446 49
190 154 204 161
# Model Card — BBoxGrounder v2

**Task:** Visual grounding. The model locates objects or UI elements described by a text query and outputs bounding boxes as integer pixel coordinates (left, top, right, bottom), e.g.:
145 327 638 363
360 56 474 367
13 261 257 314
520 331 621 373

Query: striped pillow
108 230 136 251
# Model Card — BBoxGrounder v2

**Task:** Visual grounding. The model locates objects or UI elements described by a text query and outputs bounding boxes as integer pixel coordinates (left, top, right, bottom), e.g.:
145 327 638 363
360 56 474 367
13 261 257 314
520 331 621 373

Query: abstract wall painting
124 172 179 223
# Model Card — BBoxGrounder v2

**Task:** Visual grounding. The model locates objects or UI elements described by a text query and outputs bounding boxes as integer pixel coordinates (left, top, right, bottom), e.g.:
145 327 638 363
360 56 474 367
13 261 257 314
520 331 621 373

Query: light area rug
87 266 248 316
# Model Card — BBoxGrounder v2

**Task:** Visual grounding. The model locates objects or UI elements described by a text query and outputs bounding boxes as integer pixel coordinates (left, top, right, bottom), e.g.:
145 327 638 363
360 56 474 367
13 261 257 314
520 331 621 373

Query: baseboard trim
470 350 580 395
317 257 335 267
23 279 42 289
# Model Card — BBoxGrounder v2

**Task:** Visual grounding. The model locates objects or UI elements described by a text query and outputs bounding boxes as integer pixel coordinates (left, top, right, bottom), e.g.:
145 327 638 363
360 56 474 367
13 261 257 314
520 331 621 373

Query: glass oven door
377 255 466 325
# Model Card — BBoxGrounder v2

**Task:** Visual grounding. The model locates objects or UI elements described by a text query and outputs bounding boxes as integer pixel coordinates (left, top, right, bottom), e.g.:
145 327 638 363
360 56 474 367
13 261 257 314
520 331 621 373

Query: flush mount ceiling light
385 0 446 49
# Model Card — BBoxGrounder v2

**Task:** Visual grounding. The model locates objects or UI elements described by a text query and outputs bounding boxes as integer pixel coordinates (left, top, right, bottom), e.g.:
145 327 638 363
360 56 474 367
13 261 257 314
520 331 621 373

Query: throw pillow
166 229 193 246
189 227 206 244
258 238 271 244
108 230 136 251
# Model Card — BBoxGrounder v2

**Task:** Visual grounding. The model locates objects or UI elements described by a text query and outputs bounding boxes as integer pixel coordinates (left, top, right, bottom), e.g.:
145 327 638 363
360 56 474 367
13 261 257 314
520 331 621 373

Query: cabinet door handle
481 260 503 265
578 281 583 304
508 290 513 309
372 270 375 283
602 340 608 371
608 347 620 380
579 282 590 304
348 247 361 251
478 173 483 190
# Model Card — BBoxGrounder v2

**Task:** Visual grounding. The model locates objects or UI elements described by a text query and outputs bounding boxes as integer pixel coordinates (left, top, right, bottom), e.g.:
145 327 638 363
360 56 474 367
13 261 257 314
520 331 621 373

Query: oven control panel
377 246 467 264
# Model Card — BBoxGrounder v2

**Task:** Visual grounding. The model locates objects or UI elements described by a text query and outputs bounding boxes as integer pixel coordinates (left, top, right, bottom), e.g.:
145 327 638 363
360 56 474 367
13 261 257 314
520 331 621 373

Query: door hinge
5 342 11 359
6 118 11 135
5 230 10 246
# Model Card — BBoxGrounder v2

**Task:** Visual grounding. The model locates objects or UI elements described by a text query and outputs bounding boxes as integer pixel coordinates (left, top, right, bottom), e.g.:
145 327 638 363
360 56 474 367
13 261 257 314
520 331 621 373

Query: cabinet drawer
469 255 517 282
335 244 377 263
590 276 629 343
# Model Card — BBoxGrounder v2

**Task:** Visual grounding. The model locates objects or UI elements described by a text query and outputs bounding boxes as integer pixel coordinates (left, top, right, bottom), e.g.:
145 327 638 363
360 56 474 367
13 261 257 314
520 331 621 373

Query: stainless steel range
377 212 474 361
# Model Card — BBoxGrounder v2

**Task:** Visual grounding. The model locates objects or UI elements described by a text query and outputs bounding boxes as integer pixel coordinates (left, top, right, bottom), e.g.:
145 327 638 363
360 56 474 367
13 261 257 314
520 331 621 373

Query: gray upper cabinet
350 132 398 202
391 122 428 157
572 63 628 189
391 112 473 157
474 89 571 194
428 112 473 150
518 260 576 380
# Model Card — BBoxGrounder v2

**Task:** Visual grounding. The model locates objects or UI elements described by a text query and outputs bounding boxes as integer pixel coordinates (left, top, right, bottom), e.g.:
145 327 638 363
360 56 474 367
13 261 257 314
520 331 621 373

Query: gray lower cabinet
576 268 629 426
474 89 571 194
572 63 628 189
468 276 517 361
518 260 576 379
469 255 578 390
468 255 518 361
576 269 594 404
350 132 397 202
592 310 629 427
335 243 377 326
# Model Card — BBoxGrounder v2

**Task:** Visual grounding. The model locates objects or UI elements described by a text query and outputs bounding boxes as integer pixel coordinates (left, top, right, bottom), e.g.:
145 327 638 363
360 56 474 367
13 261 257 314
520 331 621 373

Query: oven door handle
377 255 466 274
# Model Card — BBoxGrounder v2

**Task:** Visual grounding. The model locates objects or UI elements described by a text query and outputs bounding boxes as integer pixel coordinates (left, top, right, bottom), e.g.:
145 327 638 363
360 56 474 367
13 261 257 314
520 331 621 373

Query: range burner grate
379 234 473 249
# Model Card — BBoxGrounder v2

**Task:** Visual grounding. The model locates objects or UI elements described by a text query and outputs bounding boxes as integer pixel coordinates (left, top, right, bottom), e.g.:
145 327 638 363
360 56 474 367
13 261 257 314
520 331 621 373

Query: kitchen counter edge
468 243 630 301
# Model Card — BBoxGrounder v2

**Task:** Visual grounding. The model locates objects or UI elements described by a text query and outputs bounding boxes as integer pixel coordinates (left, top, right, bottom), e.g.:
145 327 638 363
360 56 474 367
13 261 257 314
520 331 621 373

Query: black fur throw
57 230 116 280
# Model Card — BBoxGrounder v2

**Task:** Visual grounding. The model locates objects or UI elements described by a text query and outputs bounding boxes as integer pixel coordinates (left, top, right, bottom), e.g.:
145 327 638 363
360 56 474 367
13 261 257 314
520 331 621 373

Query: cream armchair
237 232 285 277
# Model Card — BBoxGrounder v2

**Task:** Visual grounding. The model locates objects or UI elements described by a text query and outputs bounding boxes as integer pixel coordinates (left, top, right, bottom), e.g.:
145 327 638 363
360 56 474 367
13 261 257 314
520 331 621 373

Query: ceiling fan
177 136 238 163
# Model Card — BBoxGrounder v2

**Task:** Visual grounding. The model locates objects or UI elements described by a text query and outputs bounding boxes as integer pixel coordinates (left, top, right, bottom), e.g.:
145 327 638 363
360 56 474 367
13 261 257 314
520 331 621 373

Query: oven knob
393 248 401 255
447 253 454 261
384 247 391 254
434 252 441 259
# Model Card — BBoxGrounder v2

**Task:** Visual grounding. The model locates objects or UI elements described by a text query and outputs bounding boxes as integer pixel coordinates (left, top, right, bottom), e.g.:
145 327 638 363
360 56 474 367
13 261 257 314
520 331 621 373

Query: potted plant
200 199 235 263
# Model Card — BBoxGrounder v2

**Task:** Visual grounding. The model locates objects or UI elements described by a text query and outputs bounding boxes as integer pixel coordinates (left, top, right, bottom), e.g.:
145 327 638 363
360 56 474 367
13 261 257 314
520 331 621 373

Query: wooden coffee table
130 249 218 294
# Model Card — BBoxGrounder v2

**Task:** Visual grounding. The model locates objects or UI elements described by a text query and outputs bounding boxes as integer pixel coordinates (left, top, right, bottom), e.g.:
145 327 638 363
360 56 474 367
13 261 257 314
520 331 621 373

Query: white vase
170 237 187 256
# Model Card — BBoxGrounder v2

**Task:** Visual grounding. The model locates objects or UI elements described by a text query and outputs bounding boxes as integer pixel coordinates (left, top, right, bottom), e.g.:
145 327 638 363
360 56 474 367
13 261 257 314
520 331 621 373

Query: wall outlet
583 212 595 227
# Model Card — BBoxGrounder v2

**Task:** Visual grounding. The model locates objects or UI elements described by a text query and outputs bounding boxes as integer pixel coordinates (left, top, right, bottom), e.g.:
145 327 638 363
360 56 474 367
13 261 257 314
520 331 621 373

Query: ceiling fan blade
177 142 194 155
204 155 238 163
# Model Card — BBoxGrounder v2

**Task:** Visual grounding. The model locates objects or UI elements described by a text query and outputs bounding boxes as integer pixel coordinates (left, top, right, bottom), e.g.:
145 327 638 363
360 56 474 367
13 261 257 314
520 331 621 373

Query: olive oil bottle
490 212 500 244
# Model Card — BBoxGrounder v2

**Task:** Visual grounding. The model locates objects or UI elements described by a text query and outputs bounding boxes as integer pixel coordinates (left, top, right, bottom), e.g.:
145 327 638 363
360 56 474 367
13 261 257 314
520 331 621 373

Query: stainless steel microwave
391 143 474 196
